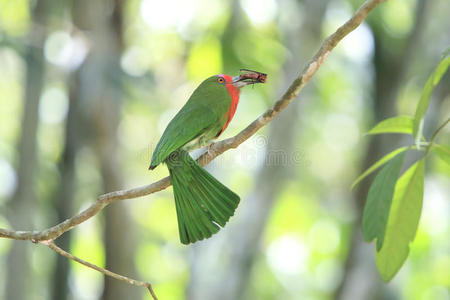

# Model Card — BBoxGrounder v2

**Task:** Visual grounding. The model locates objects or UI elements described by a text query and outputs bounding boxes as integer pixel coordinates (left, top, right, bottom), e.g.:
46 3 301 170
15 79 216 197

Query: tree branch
0 0 386 295
40 240 158 300
0 0 386 242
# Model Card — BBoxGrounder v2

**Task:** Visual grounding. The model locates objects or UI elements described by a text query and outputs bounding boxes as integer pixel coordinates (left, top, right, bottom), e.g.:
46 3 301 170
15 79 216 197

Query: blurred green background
0 0 449 299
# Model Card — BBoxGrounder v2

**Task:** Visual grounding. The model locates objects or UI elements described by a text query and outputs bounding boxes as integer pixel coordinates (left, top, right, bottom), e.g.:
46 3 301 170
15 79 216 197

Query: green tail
166 150 240 244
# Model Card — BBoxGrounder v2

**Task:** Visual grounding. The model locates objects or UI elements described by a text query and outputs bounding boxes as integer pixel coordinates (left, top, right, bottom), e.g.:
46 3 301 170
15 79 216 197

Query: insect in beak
231 69 267 87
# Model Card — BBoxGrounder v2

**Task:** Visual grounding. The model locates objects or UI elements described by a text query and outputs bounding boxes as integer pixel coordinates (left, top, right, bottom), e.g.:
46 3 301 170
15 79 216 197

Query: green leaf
362 151 406 250
351 147 409 190
413 55 450 138
432 144 450 165
375 159 425 282
366 116 413 135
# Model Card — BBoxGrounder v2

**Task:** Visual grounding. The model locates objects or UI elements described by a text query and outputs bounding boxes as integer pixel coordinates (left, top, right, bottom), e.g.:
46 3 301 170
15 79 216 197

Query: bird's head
217 69 267 89
211 69 267 103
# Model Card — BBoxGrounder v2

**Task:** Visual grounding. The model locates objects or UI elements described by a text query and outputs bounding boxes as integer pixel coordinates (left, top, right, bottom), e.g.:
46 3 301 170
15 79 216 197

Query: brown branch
0 0 386 242
40 240 158 300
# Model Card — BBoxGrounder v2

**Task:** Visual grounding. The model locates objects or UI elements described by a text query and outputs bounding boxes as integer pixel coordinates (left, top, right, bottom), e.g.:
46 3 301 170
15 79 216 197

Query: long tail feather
167 150 240 244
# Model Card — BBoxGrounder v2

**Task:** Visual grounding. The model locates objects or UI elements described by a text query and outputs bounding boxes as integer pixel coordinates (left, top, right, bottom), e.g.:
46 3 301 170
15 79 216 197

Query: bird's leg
205 141 216 157
182 136 204 152
182 136 215 156
197 137 215 156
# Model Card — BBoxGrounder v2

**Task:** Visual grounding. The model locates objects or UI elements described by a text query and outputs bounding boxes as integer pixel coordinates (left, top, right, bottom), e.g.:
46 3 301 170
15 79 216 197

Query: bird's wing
150 104 219 168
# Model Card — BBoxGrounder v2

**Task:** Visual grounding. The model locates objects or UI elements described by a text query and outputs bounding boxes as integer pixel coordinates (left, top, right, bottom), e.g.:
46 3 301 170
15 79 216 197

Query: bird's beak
230 69 267 88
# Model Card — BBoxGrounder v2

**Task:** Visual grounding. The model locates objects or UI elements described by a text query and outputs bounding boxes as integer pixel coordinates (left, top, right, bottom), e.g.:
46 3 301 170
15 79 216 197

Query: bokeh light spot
120 46 149 77
267 235 309 275
309 219 341 254
140 0 196 31
241 0 278 26
0 159 16 198
44 31 88 70
187 37 222 79
39 87 69 124
341 23 374 63
381 0 413 36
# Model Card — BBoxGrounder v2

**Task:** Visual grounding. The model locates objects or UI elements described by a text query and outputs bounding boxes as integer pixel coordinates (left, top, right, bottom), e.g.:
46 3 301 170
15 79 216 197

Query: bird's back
150 76 231 168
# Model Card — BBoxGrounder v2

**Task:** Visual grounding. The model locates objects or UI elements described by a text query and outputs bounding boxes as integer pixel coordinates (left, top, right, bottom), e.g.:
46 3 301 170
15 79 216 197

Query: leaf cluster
352 50 450 281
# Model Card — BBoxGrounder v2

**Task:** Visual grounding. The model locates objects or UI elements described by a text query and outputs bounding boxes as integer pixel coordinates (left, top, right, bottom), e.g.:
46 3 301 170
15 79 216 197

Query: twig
425 117 450 155
40 240 158 300
429 117 450 144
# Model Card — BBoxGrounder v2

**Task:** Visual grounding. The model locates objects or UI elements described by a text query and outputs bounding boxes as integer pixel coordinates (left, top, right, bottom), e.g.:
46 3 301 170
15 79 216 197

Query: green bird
150 70 266 244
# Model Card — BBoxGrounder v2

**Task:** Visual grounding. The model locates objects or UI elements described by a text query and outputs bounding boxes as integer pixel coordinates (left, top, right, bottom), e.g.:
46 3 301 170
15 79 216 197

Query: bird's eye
217 77 225 84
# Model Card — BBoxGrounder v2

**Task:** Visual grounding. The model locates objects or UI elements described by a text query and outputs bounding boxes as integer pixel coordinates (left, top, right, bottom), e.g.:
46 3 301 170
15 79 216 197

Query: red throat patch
217 75 240 137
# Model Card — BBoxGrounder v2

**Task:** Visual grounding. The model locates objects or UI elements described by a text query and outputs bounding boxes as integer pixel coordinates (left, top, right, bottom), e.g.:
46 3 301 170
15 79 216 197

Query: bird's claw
206 142 215 157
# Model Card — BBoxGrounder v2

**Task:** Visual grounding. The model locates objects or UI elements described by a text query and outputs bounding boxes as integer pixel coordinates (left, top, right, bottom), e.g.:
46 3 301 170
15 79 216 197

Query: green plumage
150 75 239 244
167 150 239 244
150 76 231 168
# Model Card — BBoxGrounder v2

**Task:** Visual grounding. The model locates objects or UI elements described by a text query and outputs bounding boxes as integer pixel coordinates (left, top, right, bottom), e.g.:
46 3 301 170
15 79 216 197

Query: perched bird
150 70 266 244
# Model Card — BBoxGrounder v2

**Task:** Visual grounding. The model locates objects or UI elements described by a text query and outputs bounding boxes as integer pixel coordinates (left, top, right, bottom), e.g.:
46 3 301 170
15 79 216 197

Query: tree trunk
71 0 141 299
5 1 48 299
51 71 83 300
